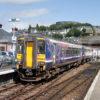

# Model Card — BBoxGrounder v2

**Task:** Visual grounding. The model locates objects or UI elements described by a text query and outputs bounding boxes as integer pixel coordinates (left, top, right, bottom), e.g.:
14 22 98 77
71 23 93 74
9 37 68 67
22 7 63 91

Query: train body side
45 39 83 70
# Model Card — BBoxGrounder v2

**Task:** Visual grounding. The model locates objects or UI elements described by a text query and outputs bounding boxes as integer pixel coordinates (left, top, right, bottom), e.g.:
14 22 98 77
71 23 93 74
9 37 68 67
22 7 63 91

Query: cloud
12 8 48 18
0 0 46 4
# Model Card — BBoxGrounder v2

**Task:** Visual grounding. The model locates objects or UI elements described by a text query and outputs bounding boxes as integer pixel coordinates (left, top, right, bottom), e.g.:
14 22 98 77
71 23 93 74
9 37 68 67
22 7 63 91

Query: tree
36 24 39 32
28 25 32 33
52 33 63 40
39 25 47 32
65 28 82 37
49 24 57 31
36 24 47 32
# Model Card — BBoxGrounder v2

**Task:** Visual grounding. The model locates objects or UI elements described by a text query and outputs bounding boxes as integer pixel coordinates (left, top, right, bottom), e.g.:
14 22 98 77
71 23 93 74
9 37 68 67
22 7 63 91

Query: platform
0 67 15 76
84 70 100 100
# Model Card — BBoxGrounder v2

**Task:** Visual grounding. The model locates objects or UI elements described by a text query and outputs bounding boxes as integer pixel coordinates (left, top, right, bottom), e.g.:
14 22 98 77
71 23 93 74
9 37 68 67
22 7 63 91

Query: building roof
0 29 12 43
80 36 100 45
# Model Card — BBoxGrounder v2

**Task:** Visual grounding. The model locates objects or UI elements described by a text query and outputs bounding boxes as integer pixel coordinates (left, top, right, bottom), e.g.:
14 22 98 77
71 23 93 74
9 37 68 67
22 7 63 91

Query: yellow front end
15 35 46 81
37 54 45 62
37 54 46 71
16 53 23 69
37 38 46 71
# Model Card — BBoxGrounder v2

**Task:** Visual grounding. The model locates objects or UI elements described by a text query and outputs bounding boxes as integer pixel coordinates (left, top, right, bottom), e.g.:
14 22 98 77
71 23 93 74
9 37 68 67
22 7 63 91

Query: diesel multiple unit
15 34 92 82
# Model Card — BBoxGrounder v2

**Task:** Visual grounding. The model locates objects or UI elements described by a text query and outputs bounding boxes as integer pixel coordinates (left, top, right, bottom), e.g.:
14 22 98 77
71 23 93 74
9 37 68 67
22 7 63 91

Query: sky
0 0 100 31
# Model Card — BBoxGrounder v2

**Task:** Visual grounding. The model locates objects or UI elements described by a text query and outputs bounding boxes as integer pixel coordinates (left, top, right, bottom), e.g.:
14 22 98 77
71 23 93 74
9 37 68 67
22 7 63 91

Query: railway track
9 67 75 100
0 83 28 99
12 64 91 100
24 70 93 100
25 64 98 100
7 83 42 99
0 63 98 100
0 65 77 99
0 83 22 93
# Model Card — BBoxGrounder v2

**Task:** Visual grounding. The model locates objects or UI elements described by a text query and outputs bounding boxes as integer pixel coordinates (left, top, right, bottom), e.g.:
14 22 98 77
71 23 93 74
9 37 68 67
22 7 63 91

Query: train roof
49 38 82 48
17 34 82 48
17 33 45 37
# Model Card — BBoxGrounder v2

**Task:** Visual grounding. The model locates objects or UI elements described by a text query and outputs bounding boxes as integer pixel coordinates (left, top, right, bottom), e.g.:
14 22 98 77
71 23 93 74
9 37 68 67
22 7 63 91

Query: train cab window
17 43 24 54
38 40 45 54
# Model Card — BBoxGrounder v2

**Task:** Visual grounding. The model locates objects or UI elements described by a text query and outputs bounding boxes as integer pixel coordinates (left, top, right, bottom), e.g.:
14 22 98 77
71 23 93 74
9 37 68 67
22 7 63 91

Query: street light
9 18 20 22
9 18 20 56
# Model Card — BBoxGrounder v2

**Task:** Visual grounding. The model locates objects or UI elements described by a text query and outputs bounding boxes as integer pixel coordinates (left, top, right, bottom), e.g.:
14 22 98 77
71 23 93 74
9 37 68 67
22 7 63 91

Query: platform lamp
9 18 20 57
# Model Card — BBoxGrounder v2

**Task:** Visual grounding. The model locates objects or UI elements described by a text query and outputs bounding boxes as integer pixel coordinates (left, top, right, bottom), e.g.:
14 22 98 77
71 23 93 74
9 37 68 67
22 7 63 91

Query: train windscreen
16 41 24 61
37 40 45 54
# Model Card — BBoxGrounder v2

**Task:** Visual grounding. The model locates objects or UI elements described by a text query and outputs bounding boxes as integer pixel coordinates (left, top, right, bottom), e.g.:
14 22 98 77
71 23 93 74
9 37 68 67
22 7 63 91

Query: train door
25 42 34 68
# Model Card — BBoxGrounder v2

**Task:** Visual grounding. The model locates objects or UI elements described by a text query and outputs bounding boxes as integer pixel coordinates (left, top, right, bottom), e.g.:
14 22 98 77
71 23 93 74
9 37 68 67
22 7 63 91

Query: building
0 28 12 51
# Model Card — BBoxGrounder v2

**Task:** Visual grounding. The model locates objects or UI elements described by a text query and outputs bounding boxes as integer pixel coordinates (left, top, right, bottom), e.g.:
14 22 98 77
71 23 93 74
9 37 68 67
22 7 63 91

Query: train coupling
25 69 33 76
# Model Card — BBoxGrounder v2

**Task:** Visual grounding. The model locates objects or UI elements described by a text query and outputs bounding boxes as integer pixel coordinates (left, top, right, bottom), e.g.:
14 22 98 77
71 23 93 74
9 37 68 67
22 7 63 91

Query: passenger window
38 40 45 54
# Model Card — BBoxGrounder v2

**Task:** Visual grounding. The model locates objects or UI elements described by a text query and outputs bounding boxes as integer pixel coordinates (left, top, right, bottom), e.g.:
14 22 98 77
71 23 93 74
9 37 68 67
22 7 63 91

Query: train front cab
16 36 46 82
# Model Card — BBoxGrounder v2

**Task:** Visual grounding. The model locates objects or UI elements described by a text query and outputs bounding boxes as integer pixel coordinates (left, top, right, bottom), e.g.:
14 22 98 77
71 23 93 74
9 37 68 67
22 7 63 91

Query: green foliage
49 24 56 30
28 25 32 33
36 24 47 32
36 24 39 31
65 28 82 37
52 33 63 40
34 22 95 37
39 26 47 32
49 24 63 31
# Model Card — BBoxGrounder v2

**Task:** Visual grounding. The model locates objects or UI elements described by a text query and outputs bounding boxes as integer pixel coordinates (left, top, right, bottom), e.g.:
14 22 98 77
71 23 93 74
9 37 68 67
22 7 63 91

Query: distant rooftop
0 29 12 43
80 36 100 45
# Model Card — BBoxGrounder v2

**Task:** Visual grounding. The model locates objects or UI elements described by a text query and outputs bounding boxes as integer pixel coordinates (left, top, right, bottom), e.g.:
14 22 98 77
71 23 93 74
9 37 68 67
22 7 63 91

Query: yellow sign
37 54 45 62
17 53 22 61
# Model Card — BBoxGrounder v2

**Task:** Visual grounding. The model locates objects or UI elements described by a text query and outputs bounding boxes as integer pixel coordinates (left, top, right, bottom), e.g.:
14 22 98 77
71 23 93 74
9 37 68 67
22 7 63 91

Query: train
14 34 93 82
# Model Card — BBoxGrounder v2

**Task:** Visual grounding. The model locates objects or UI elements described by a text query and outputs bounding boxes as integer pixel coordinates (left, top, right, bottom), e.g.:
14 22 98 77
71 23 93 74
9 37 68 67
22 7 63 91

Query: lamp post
9 18 20 56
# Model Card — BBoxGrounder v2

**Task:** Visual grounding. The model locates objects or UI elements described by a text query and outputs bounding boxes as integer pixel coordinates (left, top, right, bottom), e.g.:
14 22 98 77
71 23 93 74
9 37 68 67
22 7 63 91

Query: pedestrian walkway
84 70 100 100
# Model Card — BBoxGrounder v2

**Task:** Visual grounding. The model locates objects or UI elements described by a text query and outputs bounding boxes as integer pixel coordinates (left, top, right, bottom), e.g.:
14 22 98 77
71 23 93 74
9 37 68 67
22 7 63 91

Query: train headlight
38 62 45 71
43 65 46 71
40 62 45 65
15 59 18 63
25 69 33 76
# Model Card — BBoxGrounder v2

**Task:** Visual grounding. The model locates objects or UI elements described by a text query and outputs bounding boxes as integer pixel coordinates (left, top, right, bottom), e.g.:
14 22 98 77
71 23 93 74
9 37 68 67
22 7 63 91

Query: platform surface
0 66 15 75
84 70 100 100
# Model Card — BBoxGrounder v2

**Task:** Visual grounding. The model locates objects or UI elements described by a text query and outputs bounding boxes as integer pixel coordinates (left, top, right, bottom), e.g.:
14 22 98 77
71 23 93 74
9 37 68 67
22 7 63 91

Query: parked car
0 51 14 67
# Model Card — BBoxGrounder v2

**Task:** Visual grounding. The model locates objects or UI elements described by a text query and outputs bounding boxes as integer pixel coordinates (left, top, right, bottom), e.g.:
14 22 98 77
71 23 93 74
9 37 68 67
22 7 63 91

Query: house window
0 47 5 51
